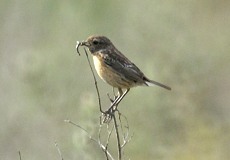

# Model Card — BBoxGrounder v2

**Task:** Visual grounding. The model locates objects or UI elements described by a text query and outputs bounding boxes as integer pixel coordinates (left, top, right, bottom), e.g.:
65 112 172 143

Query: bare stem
18 151 22 160
55 142 64 160
65 119 114 160
112 113 122 160
83 48 104 113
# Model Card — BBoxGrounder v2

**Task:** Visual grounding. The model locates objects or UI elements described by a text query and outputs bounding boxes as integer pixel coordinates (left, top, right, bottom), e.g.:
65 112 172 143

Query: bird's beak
80 41 90 47
76 40 90 56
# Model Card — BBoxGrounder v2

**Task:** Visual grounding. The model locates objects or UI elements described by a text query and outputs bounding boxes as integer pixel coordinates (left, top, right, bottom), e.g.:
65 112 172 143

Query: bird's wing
102 49 146 84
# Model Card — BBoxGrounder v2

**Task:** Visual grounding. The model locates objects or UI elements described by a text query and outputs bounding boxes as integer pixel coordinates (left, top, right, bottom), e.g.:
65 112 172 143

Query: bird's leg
103 88 130 123
106 93 114 103
104 88 122 114
107 88 122 111
118 88 123 97
108 88 129 113
113 88 129 108
107 88 123 110
112 88 123 109
113 87 117 97
103 88 121 123
107 87 118 103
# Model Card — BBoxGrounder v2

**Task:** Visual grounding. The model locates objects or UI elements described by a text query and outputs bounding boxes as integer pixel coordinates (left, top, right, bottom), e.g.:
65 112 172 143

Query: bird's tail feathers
145 79 171 90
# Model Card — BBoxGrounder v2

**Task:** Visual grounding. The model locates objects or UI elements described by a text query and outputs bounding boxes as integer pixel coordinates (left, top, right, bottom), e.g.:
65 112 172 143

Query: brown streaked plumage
77 35 171 111
80 35 171 90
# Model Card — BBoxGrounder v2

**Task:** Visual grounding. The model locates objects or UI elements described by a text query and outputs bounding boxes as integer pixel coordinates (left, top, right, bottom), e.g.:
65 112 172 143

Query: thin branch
118 111 127 139
98 124 109 160
98 122 115 160
18 151 22 160
65 119 114 160
105 123 114 150
65 119 96 143
83 48 104 113
105 124 114 160
118 111 133 148
121 133 133 149
112 113 122 160
55 141 64 160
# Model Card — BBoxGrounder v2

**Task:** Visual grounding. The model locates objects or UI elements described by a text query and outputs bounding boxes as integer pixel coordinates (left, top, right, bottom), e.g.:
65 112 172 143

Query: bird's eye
93 40 99 45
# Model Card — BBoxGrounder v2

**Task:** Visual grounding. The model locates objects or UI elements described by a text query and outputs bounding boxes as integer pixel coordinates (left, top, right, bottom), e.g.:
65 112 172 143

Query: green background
0 0 230 159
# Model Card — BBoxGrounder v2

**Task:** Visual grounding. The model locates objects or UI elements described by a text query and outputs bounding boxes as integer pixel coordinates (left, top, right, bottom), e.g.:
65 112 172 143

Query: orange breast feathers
92 54 134 88
93 54 115 84
93 54 119 87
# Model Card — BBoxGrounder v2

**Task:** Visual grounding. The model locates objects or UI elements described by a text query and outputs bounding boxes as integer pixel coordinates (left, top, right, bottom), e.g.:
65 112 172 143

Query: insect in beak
76 41 90 56
76 41 82 56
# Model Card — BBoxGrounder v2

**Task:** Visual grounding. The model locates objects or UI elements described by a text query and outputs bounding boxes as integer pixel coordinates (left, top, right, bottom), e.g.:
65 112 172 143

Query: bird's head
80 35 113 54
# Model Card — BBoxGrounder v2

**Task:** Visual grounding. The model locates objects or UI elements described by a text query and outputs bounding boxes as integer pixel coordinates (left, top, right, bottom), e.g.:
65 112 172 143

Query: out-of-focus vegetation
0 0 230 159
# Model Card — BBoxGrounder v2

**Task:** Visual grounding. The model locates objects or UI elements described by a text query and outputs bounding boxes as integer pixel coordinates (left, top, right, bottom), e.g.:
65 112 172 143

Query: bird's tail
145 79 171 90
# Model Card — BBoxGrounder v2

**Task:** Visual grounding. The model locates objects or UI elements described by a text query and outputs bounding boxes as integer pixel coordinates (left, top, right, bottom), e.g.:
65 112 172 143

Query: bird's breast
93 55 104 79
93 55 136 88
93 55 121 87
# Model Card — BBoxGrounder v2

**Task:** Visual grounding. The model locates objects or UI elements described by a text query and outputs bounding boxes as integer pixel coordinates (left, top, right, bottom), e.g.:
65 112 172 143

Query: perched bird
77 35 171 108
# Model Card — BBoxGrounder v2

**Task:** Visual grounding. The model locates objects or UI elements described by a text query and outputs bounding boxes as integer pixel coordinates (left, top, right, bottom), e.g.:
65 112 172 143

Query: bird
77 35 171 109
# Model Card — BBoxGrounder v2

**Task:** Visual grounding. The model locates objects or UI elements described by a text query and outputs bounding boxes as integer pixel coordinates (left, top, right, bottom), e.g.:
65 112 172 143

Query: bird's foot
101 106 117 124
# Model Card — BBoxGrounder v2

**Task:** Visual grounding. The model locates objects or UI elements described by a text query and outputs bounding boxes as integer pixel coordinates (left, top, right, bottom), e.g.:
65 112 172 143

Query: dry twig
55 141 64 160
65 119 114 160
83 47 104 113
18 151 22 160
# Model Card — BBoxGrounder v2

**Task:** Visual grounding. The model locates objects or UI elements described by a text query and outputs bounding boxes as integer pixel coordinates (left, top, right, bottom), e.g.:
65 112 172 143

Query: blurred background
0 0 230 159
